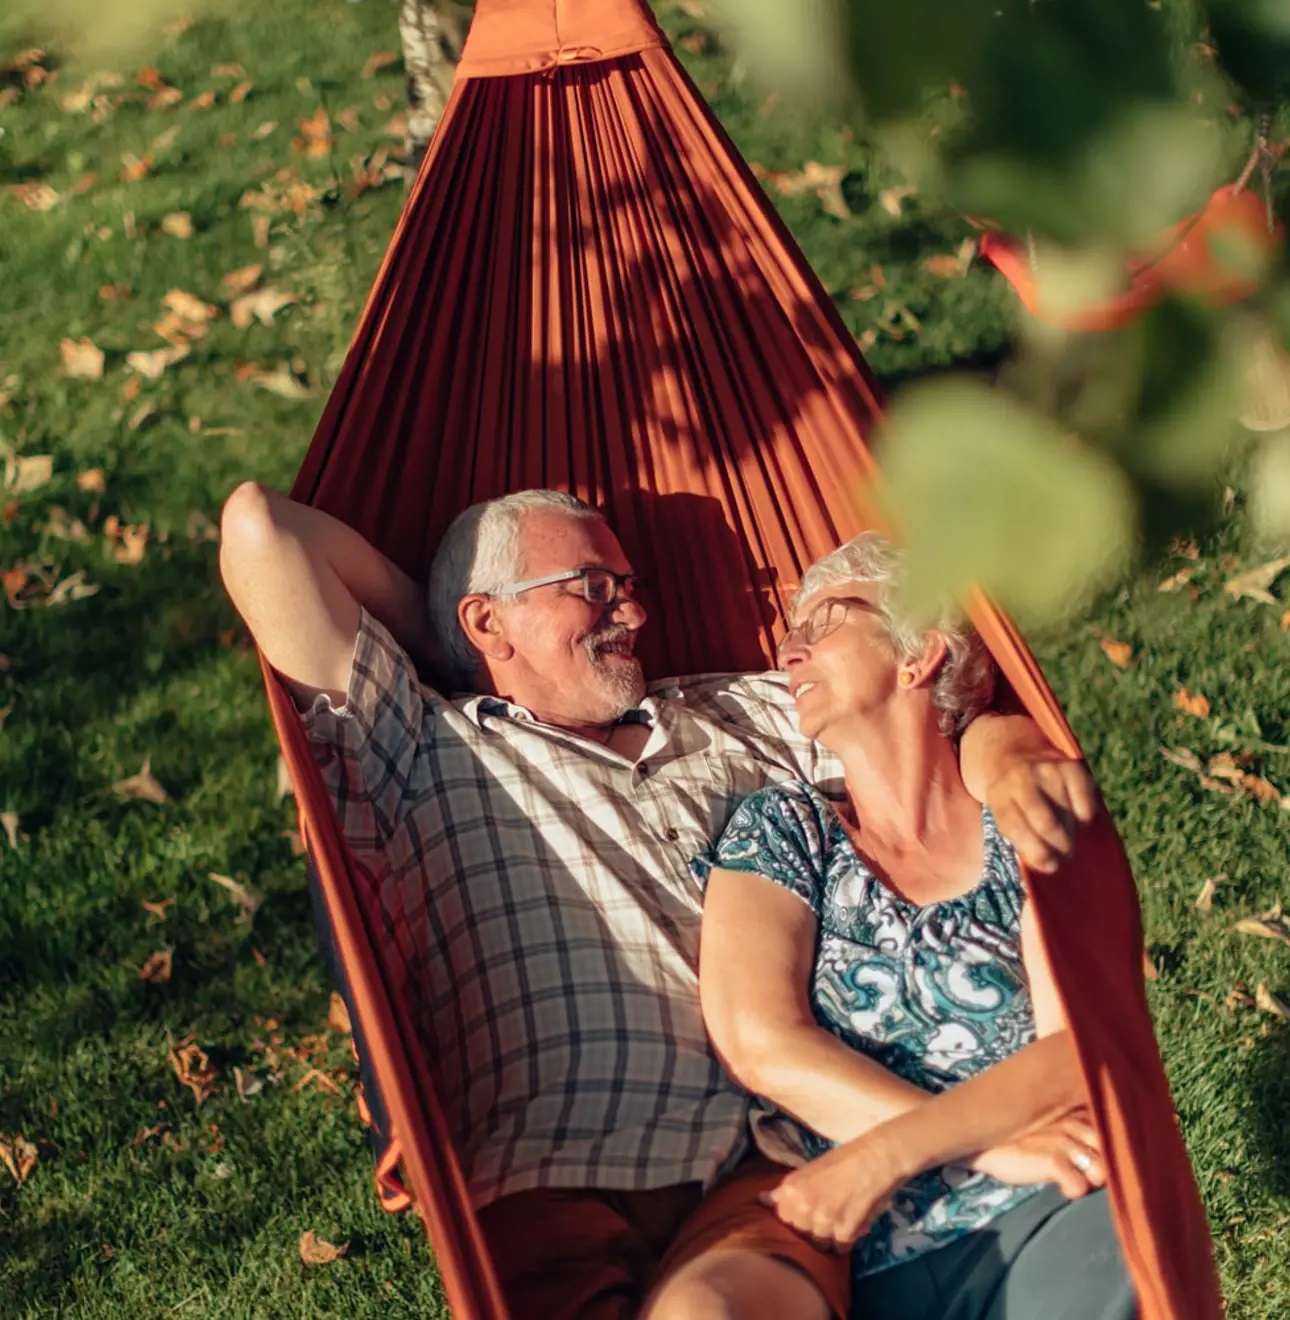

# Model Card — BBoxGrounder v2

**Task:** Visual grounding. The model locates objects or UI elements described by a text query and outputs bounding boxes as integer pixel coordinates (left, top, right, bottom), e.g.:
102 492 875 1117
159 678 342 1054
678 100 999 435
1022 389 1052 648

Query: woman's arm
764 899 1100 1248
700 866 928 1142
219 481 437 709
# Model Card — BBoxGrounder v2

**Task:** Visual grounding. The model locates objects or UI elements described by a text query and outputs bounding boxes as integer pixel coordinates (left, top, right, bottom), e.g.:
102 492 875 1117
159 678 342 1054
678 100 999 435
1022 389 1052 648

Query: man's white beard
585 626 645 718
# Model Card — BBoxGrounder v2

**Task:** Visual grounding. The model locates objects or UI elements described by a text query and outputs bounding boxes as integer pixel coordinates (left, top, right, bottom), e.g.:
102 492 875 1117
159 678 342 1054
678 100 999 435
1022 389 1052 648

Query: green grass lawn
1 2 1288 1316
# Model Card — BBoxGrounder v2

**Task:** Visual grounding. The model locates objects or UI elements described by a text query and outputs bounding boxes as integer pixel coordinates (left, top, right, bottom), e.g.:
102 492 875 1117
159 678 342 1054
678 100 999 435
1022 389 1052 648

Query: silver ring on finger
1070 1148 1094 1174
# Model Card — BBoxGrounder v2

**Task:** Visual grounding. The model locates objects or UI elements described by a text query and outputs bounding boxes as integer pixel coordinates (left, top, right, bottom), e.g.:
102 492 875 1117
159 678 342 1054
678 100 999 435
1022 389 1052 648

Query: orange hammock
264 2 1221 1315
981 183 1282 332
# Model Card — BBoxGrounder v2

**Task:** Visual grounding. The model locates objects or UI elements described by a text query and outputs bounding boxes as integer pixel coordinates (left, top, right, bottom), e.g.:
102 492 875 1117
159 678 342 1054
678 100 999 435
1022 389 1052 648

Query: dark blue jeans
851 1187 1136 1320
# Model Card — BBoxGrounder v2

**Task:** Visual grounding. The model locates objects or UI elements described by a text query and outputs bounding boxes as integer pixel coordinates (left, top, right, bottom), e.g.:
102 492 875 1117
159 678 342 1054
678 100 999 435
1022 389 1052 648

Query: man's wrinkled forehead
517 509 632 577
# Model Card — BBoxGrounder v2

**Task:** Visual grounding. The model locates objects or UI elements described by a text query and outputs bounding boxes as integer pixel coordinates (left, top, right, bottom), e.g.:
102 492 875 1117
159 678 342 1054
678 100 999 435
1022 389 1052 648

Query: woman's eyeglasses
776 595 880 661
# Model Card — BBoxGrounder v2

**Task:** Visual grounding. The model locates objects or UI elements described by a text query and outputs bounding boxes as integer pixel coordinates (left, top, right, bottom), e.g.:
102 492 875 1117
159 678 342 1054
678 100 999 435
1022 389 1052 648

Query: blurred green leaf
878 378 1137 625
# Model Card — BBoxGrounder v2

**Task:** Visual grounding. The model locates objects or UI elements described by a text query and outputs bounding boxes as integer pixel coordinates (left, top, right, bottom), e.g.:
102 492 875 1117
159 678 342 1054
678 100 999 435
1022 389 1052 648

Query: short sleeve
297 608 434 852
690 782 834 918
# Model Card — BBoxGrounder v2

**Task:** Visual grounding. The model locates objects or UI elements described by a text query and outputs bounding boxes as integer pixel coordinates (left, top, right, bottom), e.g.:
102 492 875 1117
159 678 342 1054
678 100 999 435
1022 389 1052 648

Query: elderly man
219 483 1095 1320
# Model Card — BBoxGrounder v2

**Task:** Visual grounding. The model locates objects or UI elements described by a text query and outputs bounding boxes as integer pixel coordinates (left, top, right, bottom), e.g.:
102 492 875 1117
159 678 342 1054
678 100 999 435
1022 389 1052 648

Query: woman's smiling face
777 581 901 745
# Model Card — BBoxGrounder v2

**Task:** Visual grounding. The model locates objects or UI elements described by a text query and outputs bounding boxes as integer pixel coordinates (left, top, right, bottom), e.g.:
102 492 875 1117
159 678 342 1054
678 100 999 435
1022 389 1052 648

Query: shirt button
638 762 651 779
664 827 680 842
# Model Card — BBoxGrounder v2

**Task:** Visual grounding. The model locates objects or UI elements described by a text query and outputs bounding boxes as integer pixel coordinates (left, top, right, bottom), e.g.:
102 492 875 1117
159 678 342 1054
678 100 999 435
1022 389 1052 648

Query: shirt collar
456 692 664 732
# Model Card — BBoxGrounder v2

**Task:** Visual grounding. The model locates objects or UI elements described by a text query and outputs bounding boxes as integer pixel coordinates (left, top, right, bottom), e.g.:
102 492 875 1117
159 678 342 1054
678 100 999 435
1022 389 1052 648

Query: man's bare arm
219 482 436 710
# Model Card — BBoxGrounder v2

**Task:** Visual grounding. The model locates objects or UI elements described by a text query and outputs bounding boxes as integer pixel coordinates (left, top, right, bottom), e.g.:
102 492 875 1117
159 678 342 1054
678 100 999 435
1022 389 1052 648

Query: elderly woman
694 533 1136 1319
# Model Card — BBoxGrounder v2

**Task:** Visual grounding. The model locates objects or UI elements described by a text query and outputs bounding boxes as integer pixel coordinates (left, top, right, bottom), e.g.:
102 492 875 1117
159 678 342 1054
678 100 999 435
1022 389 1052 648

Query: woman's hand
971 1111 1106 1200
761 1137 906 1253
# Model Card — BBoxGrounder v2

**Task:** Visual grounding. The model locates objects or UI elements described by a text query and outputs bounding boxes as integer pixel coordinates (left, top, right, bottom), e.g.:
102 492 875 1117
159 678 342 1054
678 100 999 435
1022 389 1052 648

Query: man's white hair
793 532 995 736
427 489 604 691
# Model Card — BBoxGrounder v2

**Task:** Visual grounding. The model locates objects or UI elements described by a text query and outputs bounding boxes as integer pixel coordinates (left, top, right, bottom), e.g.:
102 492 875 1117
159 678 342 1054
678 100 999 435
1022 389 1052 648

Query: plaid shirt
303 609 841 1208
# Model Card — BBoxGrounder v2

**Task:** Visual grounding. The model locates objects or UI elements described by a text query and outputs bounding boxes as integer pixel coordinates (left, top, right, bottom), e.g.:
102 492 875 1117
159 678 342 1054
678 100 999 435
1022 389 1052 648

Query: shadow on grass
1244 1014 1290 1200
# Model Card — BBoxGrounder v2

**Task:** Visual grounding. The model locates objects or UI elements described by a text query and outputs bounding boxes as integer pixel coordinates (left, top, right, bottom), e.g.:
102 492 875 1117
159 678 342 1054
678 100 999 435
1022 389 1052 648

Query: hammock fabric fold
265 2 1221 1314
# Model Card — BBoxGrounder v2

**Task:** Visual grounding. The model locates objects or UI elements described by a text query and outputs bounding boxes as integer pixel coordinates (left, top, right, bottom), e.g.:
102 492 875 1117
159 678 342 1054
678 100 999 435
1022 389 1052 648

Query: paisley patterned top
693 781 1042 1277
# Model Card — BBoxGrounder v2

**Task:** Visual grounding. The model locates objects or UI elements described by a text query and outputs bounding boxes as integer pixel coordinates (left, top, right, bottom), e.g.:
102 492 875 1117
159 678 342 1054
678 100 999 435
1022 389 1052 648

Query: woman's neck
829 705 977 857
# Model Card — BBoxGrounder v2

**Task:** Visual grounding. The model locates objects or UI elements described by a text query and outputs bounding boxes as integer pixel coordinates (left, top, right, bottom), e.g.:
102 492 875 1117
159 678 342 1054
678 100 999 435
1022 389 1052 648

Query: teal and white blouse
693 781 1042 1278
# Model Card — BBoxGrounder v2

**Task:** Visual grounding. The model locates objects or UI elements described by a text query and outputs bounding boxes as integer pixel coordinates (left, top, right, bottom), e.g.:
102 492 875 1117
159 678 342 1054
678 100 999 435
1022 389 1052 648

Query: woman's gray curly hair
792 532 996 737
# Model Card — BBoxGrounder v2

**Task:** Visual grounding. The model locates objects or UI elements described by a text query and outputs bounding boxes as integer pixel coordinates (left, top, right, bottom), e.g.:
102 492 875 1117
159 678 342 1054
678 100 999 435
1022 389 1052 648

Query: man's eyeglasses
495 566 643 607
776 595 880 661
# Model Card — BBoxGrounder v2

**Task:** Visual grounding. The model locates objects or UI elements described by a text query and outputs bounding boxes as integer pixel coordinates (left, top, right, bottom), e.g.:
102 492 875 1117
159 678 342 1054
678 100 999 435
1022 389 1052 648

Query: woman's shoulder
729 780 838 831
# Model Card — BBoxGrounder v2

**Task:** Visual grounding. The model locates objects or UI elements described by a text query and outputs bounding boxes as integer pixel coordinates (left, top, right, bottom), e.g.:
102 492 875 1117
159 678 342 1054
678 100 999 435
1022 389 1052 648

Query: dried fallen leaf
1158 565 1196 594
1255 981 1290 1021
99 283 131 301
1173 688 1211 719
139 949 173 983
760 160 849 220
43 506 88 542
230 286 298 329
1100 638 1133 669
1224 555 1290 606
8 182 60 212
111 757 168 804
335 106 362 134
209 871 262 921
188 90 217 111
234 1066 264 1100
913 256 966 282
230 80 253 104
126 344 190 378
0 812 21 849
46 571 100 606
221 264 263 296
76 467 106 493
253 120 278 139
1281 610 1290 632
0 1134 38 1186
4 452 53 494
361 51 399 79
293 108 332 158
1232 908 1290 950
141 897 175 920
160 211 194 239
239 364 311 399
878 184 916 218
1196 876 1221 913
147 86 182 111
119 152 155 183
299 1230 348 1266
169 1038 218 1104
1224 985 1256 1011
1142 949 1159 982
328 993 352 1035
161 289 218 326
112 524 149 565
1160 745 1203 773
60 337 105 380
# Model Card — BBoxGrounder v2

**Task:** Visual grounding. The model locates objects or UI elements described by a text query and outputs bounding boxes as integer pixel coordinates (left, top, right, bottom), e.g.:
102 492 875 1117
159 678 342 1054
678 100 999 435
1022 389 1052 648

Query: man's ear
458 594 515 665
906 631 950 689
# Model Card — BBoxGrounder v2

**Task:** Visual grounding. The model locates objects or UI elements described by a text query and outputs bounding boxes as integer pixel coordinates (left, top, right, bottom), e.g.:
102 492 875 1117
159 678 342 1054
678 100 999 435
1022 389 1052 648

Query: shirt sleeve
297 607 435 853
691 782 833 919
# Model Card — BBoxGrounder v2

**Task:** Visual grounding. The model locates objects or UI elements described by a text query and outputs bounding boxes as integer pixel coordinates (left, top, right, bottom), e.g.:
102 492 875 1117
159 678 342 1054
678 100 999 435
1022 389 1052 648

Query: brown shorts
475 1155 851 1319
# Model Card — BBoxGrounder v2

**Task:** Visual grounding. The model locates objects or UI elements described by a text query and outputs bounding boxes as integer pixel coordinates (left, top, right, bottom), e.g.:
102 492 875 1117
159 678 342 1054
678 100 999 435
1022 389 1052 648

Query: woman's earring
898 670 914 688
